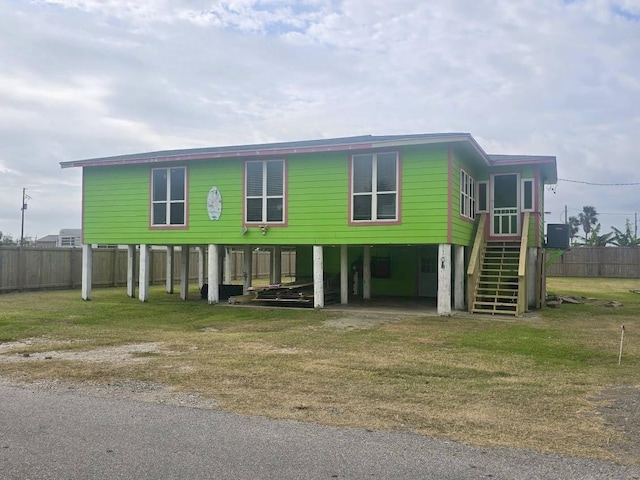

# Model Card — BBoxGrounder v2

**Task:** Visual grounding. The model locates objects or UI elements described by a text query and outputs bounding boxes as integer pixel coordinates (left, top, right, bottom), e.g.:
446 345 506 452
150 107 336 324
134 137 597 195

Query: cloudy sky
1 0 639 241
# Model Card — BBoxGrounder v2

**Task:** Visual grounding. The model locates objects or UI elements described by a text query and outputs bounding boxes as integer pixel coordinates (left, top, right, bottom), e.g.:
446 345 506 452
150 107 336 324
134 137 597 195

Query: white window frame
151 167 187 227
476 180 489 213
521 178 535 212
244 159 286 224
59 236 77 247
350 152 399 223
460 169 476 220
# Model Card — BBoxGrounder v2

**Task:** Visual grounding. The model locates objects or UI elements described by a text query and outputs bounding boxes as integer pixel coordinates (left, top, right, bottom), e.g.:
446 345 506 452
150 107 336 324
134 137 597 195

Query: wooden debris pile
228 281 339 307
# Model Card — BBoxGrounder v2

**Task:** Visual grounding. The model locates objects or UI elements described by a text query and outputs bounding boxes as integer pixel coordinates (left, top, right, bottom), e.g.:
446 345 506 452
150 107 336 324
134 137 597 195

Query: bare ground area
0 340 218 409
591 385 640 464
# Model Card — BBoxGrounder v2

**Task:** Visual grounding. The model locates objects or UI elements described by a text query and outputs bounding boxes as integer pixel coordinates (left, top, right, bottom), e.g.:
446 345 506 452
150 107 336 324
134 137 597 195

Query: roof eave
60 133 492 169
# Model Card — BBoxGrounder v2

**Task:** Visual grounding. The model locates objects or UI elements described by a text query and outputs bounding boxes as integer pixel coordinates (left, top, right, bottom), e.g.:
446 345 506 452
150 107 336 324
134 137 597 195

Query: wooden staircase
471 241 521 315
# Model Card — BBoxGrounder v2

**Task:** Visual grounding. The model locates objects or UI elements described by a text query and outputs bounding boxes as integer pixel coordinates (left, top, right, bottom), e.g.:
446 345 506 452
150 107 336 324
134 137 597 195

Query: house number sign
207 186 222 220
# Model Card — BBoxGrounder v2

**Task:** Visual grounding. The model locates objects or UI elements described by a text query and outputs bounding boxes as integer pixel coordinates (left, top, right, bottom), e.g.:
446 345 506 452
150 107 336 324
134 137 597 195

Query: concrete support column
340 245 349 305
243 245 252 294
223 247 232 284
271 246 282 285
127 245 136 298
198 246 206 289
363 245 371 300
313 245 324 308
138 244 150 302
81 244 92 301
207 244 220 304
166 246 174 294
180 245 190 301
454 245 465 310
437 243 452 316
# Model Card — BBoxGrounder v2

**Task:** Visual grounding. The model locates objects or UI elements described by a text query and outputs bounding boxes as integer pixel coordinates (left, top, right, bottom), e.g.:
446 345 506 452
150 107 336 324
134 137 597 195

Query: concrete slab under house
61 133 558 316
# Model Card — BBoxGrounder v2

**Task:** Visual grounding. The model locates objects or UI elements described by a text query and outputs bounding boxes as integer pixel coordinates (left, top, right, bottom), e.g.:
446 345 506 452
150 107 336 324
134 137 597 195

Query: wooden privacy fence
546 247 640 278
0 247 296 293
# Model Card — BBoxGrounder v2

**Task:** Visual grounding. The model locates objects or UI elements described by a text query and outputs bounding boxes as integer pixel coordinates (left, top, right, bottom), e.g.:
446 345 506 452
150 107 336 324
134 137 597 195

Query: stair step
470 240 524 316
473 301 518 307
478 277 519 283
476 293 518 299
477 290 519 296
471 308 518 316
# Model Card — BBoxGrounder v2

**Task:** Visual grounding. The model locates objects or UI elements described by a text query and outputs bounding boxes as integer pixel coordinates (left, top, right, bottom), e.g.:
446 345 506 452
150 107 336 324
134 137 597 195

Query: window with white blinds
245 159 285 223
351 152 399 222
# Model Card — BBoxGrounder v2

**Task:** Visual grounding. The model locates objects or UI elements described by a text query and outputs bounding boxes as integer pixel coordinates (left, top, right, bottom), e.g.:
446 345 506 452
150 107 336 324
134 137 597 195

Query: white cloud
0 0 638 237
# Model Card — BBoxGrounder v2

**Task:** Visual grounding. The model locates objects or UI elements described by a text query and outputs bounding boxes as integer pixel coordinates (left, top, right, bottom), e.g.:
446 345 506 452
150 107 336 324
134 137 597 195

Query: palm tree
578 206 598 237
567 216 580 242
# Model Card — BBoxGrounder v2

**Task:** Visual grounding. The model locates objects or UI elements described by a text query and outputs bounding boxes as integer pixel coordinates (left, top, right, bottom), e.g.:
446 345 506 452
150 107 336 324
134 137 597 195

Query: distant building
57 229 82 247
35 235 58 248
35 229 82 248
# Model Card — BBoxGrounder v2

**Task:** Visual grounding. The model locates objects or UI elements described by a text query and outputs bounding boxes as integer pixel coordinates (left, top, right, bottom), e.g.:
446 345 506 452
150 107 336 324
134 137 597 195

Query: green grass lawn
1 278 639 462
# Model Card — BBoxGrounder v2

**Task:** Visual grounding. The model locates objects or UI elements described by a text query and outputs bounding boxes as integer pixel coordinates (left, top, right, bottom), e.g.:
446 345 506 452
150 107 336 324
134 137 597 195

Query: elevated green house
61 133 557 316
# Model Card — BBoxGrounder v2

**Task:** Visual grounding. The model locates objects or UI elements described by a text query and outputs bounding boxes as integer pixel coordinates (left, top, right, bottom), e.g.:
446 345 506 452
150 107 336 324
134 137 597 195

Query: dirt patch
592 385 640 464
0 338 215 408
241 342 307 355
0 339 179 364
0 377 218 409
323 314 409 330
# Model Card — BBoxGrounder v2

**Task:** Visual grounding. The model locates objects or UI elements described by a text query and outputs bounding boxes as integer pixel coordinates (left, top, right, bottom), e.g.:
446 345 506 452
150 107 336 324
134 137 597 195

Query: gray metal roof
59 133 557 183
488 154 556 163
60 133 479 168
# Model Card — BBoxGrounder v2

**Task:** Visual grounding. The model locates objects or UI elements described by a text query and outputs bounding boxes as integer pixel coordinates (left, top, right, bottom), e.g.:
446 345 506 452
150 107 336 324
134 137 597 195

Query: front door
491 173 520 236
418 246 438 297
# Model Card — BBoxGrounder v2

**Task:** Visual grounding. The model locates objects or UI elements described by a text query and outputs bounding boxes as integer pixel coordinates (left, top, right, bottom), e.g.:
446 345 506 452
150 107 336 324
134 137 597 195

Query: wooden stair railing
467 213 487 313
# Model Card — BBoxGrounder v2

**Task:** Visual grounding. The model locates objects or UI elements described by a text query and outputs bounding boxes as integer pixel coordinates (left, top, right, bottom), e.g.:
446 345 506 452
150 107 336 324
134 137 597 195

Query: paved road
1 385 639 480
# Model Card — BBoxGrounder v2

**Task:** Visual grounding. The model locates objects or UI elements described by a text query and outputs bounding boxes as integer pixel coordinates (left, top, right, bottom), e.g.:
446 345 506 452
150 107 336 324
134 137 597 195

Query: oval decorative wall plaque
207 186 222 220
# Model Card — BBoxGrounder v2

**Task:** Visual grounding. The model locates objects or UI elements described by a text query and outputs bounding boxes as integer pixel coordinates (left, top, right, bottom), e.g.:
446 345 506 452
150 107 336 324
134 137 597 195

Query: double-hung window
245 159 285 224
151 167 187 227
351 152 399 223
460 169 476 220
521 178 535 212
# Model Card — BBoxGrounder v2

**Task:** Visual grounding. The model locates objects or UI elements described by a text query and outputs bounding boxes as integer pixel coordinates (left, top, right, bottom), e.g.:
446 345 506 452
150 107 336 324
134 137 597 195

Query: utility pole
20 188 30 247
564 205 568 224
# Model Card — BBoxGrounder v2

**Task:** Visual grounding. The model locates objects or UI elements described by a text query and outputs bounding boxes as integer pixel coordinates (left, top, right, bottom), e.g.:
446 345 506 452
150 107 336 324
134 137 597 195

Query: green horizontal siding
81 144 547 248
83 145 452 246
296 245 418 297
451 150 481 246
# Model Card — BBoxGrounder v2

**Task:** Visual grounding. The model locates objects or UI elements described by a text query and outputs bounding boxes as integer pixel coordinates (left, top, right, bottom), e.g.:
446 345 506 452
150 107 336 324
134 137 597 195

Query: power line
558 178 640 186
566 206 636 216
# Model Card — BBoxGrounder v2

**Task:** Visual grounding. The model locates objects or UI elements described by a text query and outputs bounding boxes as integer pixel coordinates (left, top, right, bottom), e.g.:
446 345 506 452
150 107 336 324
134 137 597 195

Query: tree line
568 206 640 246
0 232 36 247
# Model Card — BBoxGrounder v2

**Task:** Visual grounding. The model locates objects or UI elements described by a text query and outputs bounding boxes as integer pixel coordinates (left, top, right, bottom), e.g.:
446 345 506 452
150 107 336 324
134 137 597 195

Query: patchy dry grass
0 279 639 462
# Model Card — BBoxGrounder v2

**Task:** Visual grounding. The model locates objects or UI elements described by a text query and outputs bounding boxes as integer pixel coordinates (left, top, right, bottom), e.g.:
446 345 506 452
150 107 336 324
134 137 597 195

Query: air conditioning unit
546 224 570 249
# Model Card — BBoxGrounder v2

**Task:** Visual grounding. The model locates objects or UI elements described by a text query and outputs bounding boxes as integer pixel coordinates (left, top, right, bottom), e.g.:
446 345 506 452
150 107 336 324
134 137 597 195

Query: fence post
17 246 23 291
69 248 74 289
112 248 117 287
